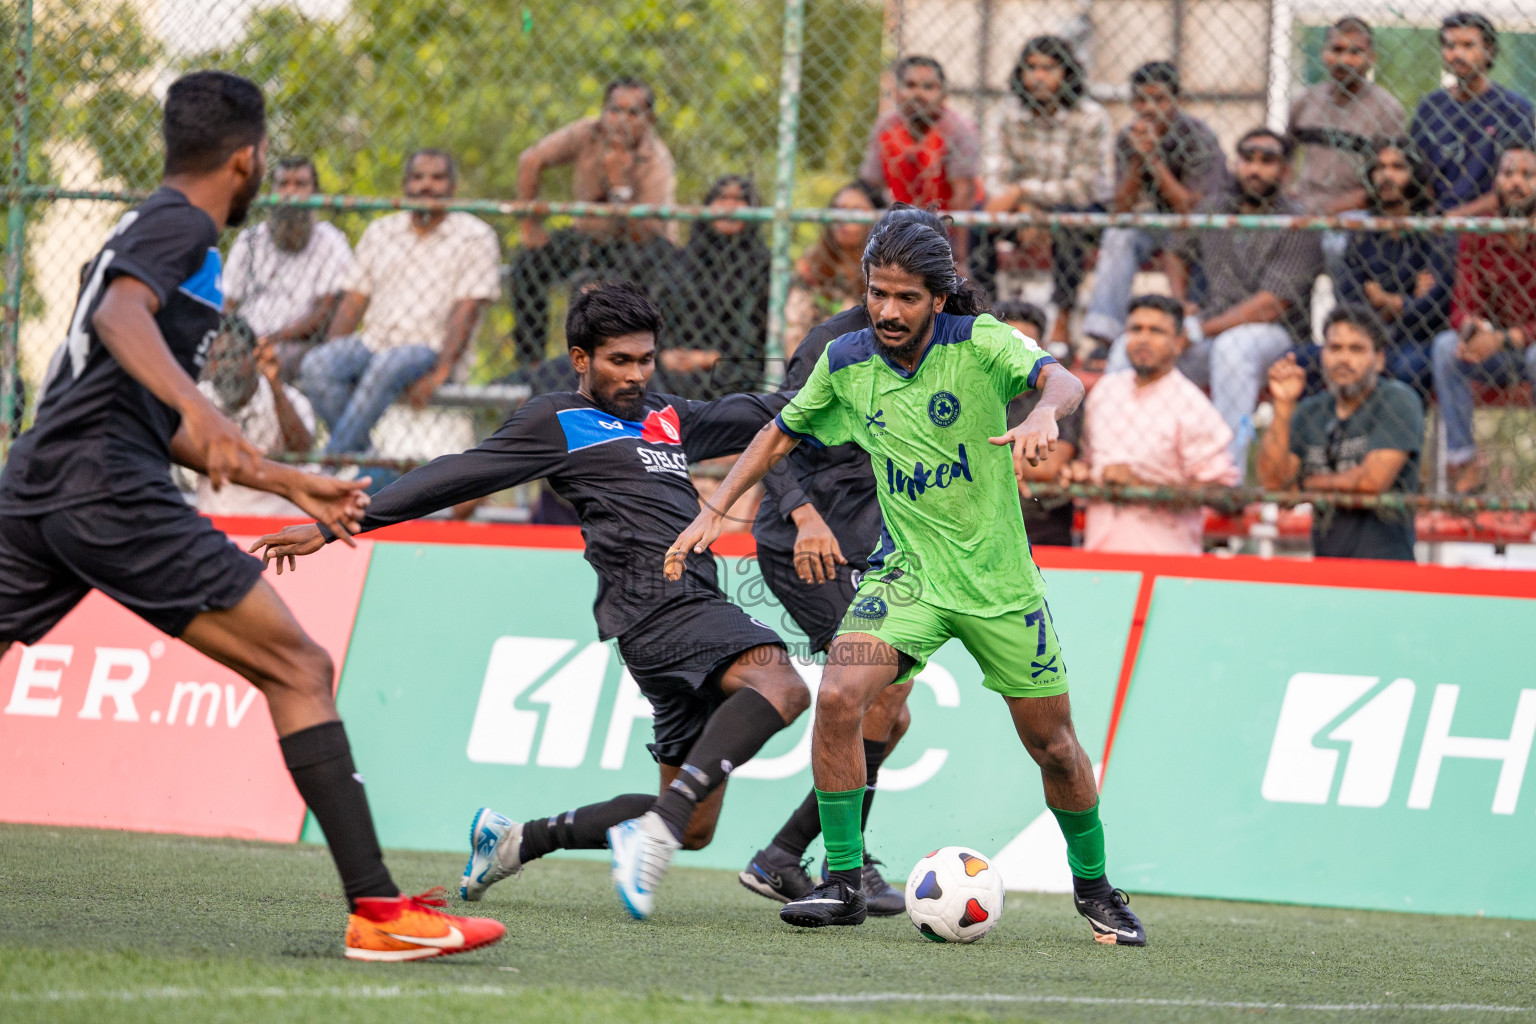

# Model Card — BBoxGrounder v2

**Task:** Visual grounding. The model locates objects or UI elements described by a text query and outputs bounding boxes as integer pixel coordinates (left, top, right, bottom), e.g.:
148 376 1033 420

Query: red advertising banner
0 531 372 842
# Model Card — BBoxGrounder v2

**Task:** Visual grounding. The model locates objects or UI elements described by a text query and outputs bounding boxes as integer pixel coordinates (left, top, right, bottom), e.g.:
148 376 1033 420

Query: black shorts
0 495 266 644
616 594 785 767
757 544 862 654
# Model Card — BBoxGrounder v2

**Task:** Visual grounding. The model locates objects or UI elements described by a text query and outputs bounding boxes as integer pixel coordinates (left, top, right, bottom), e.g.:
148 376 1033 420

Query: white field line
1 987 1531 1013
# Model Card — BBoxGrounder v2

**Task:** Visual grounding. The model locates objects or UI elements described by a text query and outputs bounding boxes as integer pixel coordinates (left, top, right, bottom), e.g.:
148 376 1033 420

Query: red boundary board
217 517 1536 781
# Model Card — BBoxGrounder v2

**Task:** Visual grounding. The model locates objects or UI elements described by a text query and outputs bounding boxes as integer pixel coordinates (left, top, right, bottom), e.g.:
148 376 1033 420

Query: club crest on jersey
641 405 682 445
927 391 961 427
848 595 888 622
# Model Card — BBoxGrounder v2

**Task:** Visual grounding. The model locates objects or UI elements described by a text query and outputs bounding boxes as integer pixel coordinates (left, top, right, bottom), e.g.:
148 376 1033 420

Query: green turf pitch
2 824 1532 1024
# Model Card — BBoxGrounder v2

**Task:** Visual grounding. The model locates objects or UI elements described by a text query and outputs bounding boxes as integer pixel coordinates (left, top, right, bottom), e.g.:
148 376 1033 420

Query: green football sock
816 787 866 871
1050 801 1106 880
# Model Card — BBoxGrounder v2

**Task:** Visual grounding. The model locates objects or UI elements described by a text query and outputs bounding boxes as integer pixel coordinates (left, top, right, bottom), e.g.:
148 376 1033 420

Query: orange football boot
345 887 507 961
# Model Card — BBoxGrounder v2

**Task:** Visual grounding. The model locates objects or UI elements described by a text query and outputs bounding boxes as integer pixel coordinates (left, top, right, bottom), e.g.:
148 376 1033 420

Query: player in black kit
0 71 507 961
254 281 810 921
737 207 955 916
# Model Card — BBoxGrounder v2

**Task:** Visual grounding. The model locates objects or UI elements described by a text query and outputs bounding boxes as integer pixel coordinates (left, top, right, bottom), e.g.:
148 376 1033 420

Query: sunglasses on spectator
1237 146 1286 163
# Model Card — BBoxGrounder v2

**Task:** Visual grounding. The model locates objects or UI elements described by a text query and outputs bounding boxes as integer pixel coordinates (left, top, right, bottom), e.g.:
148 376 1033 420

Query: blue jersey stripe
177 248 223 310
557 406 643 452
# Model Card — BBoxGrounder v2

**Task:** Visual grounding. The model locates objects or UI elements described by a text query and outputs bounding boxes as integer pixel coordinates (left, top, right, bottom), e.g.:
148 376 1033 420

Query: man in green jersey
665 213 1146 944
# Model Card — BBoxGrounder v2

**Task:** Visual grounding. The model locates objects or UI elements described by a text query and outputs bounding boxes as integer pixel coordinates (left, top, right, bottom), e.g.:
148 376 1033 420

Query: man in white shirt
196 327 318 517
299 149 501 454
223 156 354 381
1065 295 1238 554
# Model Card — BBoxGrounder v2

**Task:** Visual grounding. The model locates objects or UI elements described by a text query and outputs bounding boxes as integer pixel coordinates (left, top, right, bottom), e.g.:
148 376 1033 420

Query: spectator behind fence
512 77 677 367
999 301 1082 546
659 175 770 399
1410 11 1536 215
1287 18 1405 217
1110 128 1323 470
783 181 885 358
223 156 353 382
859 56 979 215
978 36 1114 351
1332 137 1453 396
195 327 316 517
1069 295 1237 555
1259 307 1423 561
1431 144 1536 493
1081 61 1230 356
300 148 499 455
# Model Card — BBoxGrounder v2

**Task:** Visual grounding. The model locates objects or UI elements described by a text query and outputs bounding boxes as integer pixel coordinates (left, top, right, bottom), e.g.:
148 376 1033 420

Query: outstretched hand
184 402 265 492
990 408 1059 484
664 510 724 581
287 474 373 547
249 523 326 574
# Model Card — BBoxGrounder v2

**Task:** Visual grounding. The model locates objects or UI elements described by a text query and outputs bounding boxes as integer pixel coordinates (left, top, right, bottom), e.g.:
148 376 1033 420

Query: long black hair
1010 36 1086 111
1364 136 1434 213
861 204 988 316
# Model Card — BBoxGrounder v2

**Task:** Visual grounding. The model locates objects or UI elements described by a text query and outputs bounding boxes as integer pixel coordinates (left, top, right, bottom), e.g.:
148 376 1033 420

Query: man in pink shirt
1066 295 1239 553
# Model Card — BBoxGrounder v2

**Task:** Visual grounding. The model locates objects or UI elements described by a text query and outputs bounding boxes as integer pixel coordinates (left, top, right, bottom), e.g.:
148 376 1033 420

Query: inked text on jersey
887 444 972 501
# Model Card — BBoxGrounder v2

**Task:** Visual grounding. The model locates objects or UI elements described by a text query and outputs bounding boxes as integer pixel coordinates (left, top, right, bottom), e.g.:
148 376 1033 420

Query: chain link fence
5 0 1536 552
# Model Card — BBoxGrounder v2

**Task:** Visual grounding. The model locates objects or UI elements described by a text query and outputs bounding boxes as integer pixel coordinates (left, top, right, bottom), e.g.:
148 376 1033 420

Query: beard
269 206 314 252
227 168 263 228
1128 352 1168 380
1500 192 1536 217
1325 363 1379 401
1240 177 1281 204
592 381 647 421
871 307 935 363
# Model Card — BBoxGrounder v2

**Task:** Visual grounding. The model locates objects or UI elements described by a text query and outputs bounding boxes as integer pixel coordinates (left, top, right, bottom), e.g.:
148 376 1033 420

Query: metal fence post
3 0 36 445
765 0 806 386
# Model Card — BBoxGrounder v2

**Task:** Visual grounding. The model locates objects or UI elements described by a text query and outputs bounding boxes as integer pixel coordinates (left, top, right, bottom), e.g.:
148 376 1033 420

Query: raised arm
664 422 800 580
1256 353 1304 489
251 399 566 569
989 361 1084 483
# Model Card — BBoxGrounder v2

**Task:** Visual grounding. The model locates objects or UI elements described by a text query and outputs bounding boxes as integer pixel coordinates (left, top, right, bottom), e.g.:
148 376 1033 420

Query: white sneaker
460 807 524 902
608 810 681 920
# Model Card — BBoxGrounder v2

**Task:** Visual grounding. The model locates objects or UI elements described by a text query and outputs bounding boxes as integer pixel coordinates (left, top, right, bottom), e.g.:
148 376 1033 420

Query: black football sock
860 737 887 833
519 793 656 862
1073 874 1116 901
279 720 399 909
829 867 863 891
772 791 823 859
775 738 890 860
652 688 789 842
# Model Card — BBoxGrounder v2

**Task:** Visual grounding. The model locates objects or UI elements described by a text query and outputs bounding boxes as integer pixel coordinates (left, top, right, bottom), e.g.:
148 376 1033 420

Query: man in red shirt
1431 144 1536 492
859 56 980 218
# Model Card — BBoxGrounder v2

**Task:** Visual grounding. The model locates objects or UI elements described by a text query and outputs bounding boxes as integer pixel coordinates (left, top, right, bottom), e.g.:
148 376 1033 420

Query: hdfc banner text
316 541 1140 890
1106 578 1536 919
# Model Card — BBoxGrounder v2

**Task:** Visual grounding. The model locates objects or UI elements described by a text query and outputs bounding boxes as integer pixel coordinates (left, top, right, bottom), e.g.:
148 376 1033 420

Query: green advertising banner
313 541 1139 891
1105 577 1536 919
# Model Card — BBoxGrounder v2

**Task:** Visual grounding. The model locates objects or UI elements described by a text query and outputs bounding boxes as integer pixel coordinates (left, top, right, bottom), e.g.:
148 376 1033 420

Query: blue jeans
300 335 439 454
1431 329 1536 465
1082 227 1166 342
1107 321 1293 470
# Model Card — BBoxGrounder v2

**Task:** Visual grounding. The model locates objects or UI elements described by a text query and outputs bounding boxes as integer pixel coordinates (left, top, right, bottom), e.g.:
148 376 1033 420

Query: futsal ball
904 846 1006 943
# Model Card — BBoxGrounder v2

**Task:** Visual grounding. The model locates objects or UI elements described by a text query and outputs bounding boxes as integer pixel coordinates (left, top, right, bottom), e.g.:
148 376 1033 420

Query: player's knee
890 699 914 746
773 673 812 722
274 638 334 703
681 821 717 851
1032 731 1083 777
815 681 865 726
